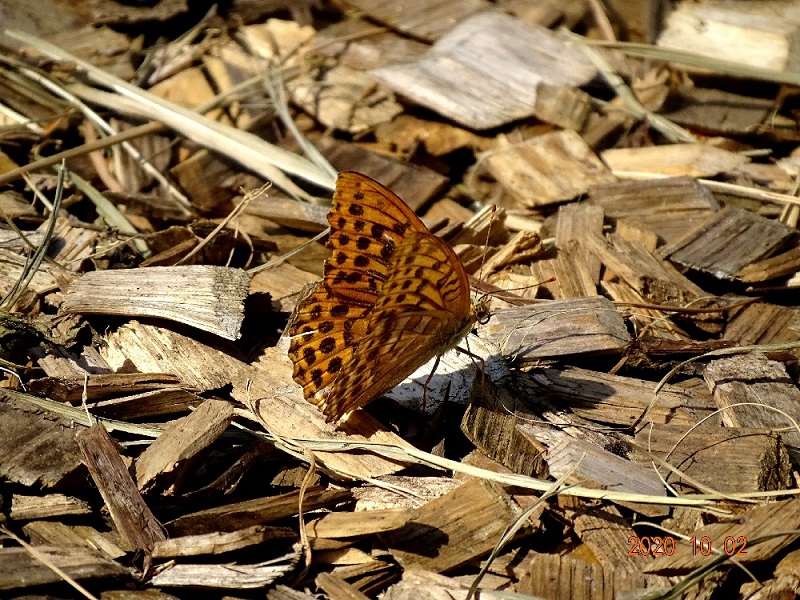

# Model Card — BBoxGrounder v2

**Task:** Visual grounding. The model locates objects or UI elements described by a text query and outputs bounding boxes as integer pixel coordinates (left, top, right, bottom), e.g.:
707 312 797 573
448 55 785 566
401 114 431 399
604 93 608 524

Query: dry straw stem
7 58 192 214
566 31 697 144
1 163 64 310
595 40 800 86
12 385 800 516
5 29 335 198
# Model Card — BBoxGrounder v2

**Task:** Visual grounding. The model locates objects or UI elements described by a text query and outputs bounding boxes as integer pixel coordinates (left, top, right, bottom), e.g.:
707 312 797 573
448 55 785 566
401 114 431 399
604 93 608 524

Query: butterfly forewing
323 172 427 306
287 171 474 422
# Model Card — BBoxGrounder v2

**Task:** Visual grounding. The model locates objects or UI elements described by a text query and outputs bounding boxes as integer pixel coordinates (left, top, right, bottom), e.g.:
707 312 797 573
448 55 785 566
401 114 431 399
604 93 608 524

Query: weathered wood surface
76 424 167 552
0 392 85 488
660 206 795 279
372 12 597 129
61 265 250 339
4 1 800 598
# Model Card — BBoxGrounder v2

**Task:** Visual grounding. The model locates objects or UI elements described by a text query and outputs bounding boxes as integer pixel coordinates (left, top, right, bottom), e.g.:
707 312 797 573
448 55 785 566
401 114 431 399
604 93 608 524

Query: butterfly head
471 293 491 325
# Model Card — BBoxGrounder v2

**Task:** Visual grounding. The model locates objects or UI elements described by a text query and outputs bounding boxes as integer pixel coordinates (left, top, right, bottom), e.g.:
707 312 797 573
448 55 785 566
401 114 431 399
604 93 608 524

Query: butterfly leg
456 345 486 384
421 354 442 413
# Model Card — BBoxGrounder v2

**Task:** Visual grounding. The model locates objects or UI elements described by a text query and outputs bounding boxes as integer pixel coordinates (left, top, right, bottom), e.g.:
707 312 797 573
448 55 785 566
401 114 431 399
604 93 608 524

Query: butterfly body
287 172 475 422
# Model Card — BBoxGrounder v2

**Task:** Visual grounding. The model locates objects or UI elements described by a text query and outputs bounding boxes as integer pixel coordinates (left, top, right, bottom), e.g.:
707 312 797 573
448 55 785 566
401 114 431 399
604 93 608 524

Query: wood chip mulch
2 1 800 598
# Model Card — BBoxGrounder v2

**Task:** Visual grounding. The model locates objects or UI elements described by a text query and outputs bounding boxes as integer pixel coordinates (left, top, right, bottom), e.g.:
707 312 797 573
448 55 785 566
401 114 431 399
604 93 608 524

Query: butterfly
287 171 479 422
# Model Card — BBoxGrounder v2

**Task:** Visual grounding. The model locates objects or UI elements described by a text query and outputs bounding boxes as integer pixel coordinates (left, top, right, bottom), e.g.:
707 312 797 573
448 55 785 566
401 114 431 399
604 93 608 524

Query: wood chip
148 547 301 589
646 498 800 574
167 487 351 536
520 366 715 429
343 0 490 42
601 143 749 177
381 478 532 573
738 243 800 282
724 302 800 347
484 129 616 207
0 545 130 591
76 424 167 553
657 2 800 72
10 493 92 520
314 18 427 70
22 521 126 559
62 266 250 340
133 399 234 493
0 391 85 488
635 424 792 494
372 12 596 129
151 525 296 558
588 176 720 244
660 206 795 279
101 321 250 391
704 354 800 448
481 296 630 361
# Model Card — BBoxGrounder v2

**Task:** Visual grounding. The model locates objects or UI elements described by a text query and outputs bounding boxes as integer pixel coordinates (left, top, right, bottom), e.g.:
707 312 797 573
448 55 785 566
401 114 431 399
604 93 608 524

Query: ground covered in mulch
2 0 800 599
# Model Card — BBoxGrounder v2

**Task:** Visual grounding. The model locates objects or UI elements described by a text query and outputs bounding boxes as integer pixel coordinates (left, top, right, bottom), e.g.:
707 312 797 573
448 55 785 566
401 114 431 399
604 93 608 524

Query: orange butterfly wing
287 172 474 422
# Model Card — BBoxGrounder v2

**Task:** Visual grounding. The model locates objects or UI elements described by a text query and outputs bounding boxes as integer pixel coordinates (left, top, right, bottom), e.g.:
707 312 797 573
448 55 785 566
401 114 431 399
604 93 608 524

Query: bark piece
151 525 296 558
646 498 800 574
0 391 85 488
314 18 427 70
481 296 630 362
76 424 167 553
61 266 249 340
134 399 234 493
659 206 795 280
704 354 800 448
635 424 792 494
101 321 249 391
22 521 126 559
520 367 716 429
0 545 129 590
380 478 531 573
344 0 491 42
167 487 352 536
371 12 597 129
484 130 616 207
10 493 91 520
588 176 719 244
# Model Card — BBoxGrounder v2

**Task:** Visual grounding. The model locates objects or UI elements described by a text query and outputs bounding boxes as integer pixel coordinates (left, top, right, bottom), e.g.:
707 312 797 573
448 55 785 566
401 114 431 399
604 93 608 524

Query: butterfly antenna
476 204 497 284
